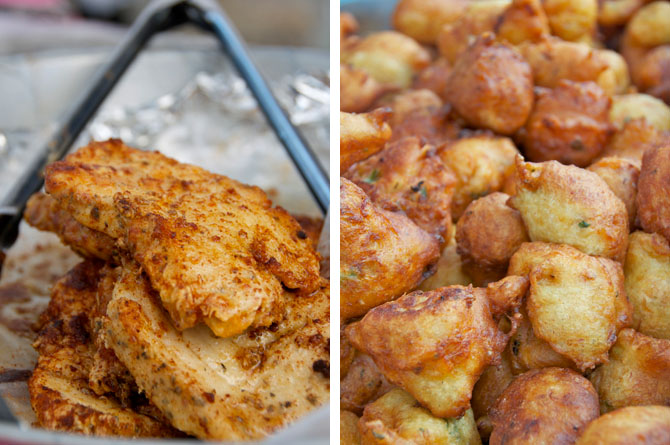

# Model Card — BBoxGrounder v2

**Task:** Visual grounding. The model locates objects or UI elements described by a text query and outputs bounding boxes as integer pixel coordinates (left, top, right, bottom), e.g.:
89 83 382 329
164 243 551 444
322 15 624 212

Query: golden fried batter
587 157 639 228
598 0 650 26
445 34 533 135
347 276 527 418
589 329 670 413
609 93 670 132
637 144 670 242
624 231 670 339
359 389 481 445
471 348 515 440
542 0 597 43
345 136 456 241
341 65 392 113
24 192 116 261
44 140 320 338
419 225 472 291
412 58 452 101
495 0 549 45
518 81 613 167
341 410 362 445
340 178 439 319
489 368 599 445
597 118 668 166
509 158 629 260
105 263 329 440
576 406 670 445
29 261 176 437
340 353 394 415
341 12 358 43
392 0 470 44
340 110 392 173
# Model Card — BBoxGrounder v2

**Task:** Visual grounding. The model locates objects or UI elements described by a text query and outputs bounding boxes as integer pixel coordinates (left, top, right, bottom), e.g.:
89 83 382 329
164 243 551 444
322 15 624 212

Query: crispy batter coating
29 261 176 437
495 0 549 45
340 109 393 173
638 144 670 241
598 0 650 26
341 410 362 445
419 225 472 291
509 158 629 260
610 93 670 132
489 368 599 445
438 134 519 220
626 1 670 47
391 0 469 44
445 34 533 135
346 276 527 418
341 64 391 113
291 215 323 252
341 31 431 89
44 140 320 338
456 192 528 274
518 37 630 95
542 0 597 42
576 406 670 445
518 81 613 167
471 348 515 439
634 46 670 104
527 245 624 370
340 178 439 320
359 389 481 445
412 58 452 101
624 231 670 339
598 118 668 166
106 264 329 440
587 157 639 228
24 192 116 261
345 136 456 241
589 329 670 413
388 89 443 126
341 12 359 43
341 353 394 415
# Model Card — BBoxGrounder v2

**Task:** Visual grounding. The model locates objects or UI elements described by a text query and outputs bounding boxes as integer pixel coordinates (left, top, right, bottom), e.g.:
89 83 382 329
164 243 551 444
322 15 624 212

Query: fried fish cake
340 110 392 173
509 158 629 260
340 178 439 319
589 329 670 413
29 261 176 437
637 144 670 242
44 140 320 338
587 157 640 228
347 276 527 418
489 368 599 445
105 263 329 440
24 192 116 261
345 136 456 241
576 406 670 445
359 389 481 445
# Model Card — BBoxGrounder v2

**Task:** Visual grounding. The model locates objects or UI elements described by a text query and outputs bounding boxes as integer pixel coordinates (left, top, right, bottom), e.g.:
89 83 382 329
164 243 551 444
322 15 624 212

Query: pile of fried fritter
340 1 670 443
24 139 330 440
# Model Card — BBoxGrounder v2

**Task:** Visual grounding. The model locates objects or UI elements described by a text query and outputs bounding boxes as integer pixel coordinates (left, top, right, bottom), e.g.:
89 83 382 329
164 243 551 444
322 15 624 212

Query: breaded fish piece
24 192 116 261
29 261 177 437
44 139 320 338
105 263 329 440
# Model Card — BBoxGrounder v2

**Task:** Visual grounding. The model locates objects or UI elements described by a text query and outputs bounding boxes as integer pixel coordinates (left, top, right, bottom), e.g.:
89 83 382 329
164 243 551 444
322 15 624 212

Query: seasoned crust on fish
44 139 320 338
29 260 177 437
24 192 117 261
105 263 329 440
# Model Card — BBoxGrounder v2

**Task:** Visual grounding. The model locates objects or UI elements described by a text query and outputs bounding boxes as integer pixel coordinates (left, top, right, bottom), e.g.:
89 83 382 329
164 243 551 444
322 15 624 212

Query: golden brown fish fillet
29 260 178 437
105 262 329 440
44 139 320 338
24 192 117 261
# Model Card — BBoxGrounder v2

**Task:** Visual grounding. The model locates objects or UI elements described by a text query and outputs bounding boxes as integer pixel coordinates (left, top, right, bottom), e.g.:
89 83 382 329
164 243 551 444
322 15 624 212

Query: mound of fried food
341 2 670 443
25 140 329 440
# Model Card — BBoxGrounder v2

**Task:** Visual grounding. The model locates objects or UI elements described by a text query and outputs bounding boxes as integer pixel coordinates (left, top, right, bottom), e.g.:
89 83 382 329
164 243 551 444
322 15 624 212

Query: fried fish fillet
44 139 320 338
29 260 177 437
105 263 329 440
24 192 117 261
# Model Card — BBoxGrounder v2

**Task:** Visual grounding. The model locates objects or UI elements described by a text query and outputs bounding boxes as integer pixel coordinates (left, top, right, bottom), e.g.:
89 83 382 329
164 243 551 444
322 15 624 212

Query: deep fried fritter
576 406 670 445
340 178 440 319
347 276 527 418
587 157 639 228
341 325 356 379
341 12 358 43
598 0 650 26
624 231 670 339
340 353 394 415
527 245 625 370
509 158 629 260
106 264 329 440
542 0 597 42
471 348 515 440
29 261 175 437
626 1 670 48
345 136 456 241
489 368 599 445
621 22 670 103
24 192 116 261
341 31 431 89
518 81 613 167
341 410 361 445
495 0 549 45
44 140 320 338
610 93 670 132
359 389 481 445
418 225 472 291
589 329 670 413
637 144 670 241
412 58 452 101
341 64 391 113
392 0 469 44
633 46 670 104
598 118 668 166
445 34 533 135
438 134 519 220
456 192 528 275
340 109 392 173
